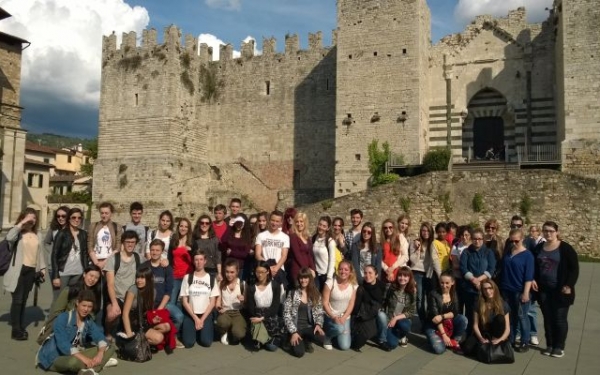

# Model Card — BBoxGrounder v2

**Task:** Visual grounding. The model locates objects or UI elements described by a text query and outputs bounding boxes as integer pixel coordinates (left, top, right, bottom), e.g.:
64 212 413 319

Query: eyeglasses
255 270 268 275
362 230 372 235
200 221 211 225
70 216 82 220
485 226 497 230
473 237 484 241
511 224 523 229
57 214 67 219
510 240 521 244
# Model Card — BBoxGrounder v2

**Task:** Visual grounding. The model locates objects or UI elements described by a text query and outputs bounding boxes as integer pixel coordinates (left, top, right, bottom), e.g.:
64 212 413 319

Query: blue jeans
425 315 467 354
324 316 351 350
171 278 183 309
516 301 538 339
386 318 412 349
376 311 388 343
181 312 214 348
166 302 184 331
502 290 531 345
413 271 426 325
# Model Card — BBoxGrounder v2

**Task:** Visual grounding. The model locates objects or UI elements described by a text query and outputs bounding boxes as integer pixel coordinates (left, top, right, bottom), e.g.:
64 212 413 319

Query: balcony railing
516 144 561 164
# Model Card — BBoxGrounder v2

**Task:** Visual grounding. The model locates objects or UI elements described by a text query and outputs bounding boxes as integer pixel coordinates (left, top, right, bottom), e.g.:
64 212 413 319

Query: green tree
368 140 399 187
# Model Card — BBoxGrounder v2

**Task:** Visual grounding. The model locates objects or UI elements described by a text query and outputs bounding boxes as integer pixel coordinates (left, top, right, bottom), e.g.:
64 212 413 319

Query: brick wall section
300 170 600 256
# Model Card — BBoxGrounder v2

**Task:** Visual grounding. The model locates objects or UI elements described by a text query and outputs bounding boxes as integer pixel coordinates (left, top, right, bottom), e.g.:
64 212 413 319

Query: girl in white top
311 216 337 290
145 210 174 264
179 250 220 348
215 259 247 345
322 260 358 351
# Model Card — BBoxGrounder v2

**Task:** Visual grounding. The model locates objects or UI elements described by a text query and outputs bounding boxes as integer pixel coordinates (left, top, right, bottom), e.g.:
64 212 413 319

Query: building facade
95 0 600 220
0 8 28 230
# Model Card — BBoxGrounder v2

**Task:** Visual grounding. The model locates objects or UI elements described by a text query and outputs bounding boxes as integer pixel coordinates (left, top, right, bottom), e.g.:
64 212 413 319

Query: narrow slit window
265 81 271 95
135 93 138 106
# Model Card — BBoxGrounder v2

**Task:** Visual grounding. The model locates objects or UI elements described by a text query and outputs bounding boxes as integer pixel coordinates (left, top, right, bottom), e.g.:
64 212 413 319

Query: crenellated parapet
308 32 323 51
142 29 157 50
285 34 299 55
199 43 213 63
241 39 255 58
184 34 198 54
262 37 276 56
121 31 137 53
220 44 234 62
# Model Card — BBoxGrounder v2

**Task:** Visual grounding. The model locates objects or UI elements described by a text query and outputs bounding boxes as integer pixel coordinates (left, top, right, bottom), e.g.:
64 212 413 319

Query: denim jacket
37 311 107 370
459 244 496 294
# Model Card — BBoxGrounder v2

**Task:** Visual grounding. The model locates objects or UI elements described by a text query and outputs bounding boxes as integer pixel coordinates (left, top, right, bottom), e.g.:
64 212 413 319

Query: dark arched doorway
463 88 509 161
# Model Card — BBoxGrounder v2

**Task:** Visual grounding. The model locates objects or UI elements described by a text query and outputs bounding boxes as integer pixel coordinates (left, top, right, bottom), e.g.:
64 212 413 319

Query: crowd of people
1 199 580 374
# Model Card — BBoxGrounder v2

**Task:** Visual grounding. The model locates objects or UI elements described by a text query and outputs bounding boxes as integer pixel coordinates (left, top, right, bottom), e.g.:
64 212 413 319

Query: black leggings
538 290 570 350
10 266 36 332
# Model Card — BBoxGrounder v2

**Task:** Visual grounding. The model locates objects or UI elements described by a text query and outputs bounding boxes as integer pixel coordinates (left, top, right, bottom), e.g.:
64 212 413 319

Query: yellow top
21 232 39 268
433 239 451 272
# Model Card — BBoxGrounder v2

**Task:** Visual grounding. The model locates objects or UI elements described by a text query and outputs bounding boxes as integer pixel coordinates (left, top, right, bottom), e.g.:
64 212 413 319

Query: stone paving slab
0 263 598 375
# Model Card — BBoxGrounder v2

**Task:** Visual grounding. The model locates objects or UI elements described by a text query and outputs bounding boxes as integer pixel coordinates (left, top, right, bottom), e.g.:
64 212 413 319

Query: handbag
476 339 515 364
116 296 152 362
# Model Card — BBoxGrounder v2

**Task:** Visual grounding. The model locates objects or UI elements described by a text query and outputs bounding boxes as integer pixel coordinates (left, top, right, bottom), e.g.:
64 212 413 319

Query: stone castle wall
300 170 600 256
94 0 600 223
94 26 336 223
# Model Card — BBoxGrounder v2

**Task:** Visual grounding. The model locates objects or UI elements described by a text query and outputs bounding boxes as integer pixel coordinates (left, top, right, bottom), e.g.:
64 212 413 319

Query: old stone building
0 7 28 230
95 0 600 220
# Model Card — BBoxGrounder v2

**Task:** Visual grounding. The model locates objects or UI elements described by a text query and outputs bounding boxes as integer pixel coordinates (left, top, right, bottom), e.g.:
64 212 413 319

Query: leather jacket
51 228 89 280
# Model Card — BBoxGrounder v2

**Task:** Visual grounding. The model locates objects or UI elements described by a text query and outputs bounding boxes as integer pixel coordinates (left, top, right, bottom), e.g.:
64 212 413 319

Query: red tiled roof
24 158 54 168
25 142 70 155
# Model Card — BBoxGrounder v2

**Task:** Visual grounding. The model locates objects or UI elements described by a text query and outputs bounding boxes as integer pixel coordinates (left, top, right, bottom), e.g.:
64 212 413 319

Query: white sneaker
530 336 539 346
176 339 185 349
104 358 118 368
323 337 333 350
221 333 229 345
515 334 521 343
399 337 408 348
78 369 99 375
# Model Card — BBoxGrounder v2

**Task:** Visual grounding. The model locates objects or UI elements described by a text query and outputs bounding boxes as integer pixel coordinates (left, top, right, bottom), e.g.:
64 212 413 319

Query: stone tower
95 26 209 217
553 0 600 178
334 0 431 197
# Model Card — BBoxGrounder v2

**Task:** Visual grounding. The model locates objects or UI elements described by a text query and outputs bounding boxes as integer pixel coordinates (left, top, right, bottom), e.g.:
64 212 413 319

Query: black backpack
114 252 141 274
0 235 21 276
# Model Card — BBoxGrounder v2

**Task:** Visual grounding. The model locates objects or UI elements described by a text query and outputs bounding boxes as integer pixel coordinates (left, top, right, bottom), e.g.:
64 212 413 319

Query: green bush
368 140 399 187
422 147 451 172
400 197 411 213
472 193 484 213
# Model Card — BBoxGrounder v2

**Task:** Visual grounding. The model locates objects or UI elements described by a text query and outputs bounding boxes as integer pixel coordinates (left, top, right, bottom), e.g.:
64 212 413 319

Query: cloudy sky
0 0 553 138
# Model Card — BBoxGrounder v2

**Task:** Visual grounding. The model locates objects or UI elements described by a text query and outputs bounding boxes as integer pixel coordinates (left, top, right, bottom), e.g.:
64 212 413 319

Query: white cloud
205 0 241 11
0 0 149 107
198 34 259 60
454 0 553 25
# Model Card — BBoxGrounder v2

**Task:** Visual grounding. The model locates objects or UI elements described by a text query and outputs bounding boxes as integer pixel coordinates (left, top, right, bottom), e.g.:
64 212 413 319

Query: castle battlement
102 26 335 64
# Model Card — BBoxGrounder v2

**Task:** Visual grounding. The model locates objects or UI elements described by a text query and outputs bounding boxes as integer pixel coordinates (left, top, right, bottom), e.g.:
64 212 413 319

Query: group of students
0 200 579 374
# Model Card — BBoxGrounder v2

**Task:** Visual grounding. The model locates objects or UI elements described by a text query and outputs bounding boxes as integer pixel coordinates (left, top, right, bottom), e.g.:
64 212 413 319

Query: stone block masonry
300 169 600 257
94 0 600 222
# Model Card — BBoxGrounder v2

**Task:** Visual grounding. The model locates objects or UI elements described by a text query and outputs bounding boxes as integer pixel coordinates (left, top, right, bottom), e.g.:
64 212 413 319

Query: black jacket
51 228 89 280
427 290 460 322
533 241 579 305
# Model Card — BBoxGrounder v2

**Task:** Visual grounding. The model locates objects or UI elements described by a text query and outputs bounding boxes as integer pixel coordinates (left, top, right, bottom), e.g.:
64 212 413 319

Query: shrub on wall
422 147 451 172
368 140 400 187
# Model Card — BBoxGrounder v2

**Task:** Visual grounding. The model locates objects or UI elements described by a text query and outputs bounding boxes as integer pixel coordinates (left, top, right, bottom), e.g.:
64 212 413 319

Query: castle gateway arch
462 88 512 161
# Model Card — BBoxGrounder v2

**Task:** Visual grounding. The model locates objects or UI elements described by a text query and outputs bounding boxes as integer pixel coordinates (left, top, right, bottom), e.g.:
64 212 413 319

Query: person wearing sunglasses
51 208 89 301
483 219 504 272
459 228 496 335
44 205 69 294
499 228 534 353
380 219 408 284
350 222 382 284
192 215 222 282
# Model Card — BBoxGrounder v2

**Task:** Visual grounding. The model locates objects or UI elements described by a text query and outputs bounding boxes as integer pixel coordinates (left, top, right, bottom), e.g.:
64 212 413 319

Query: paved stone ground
0 263 598 375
